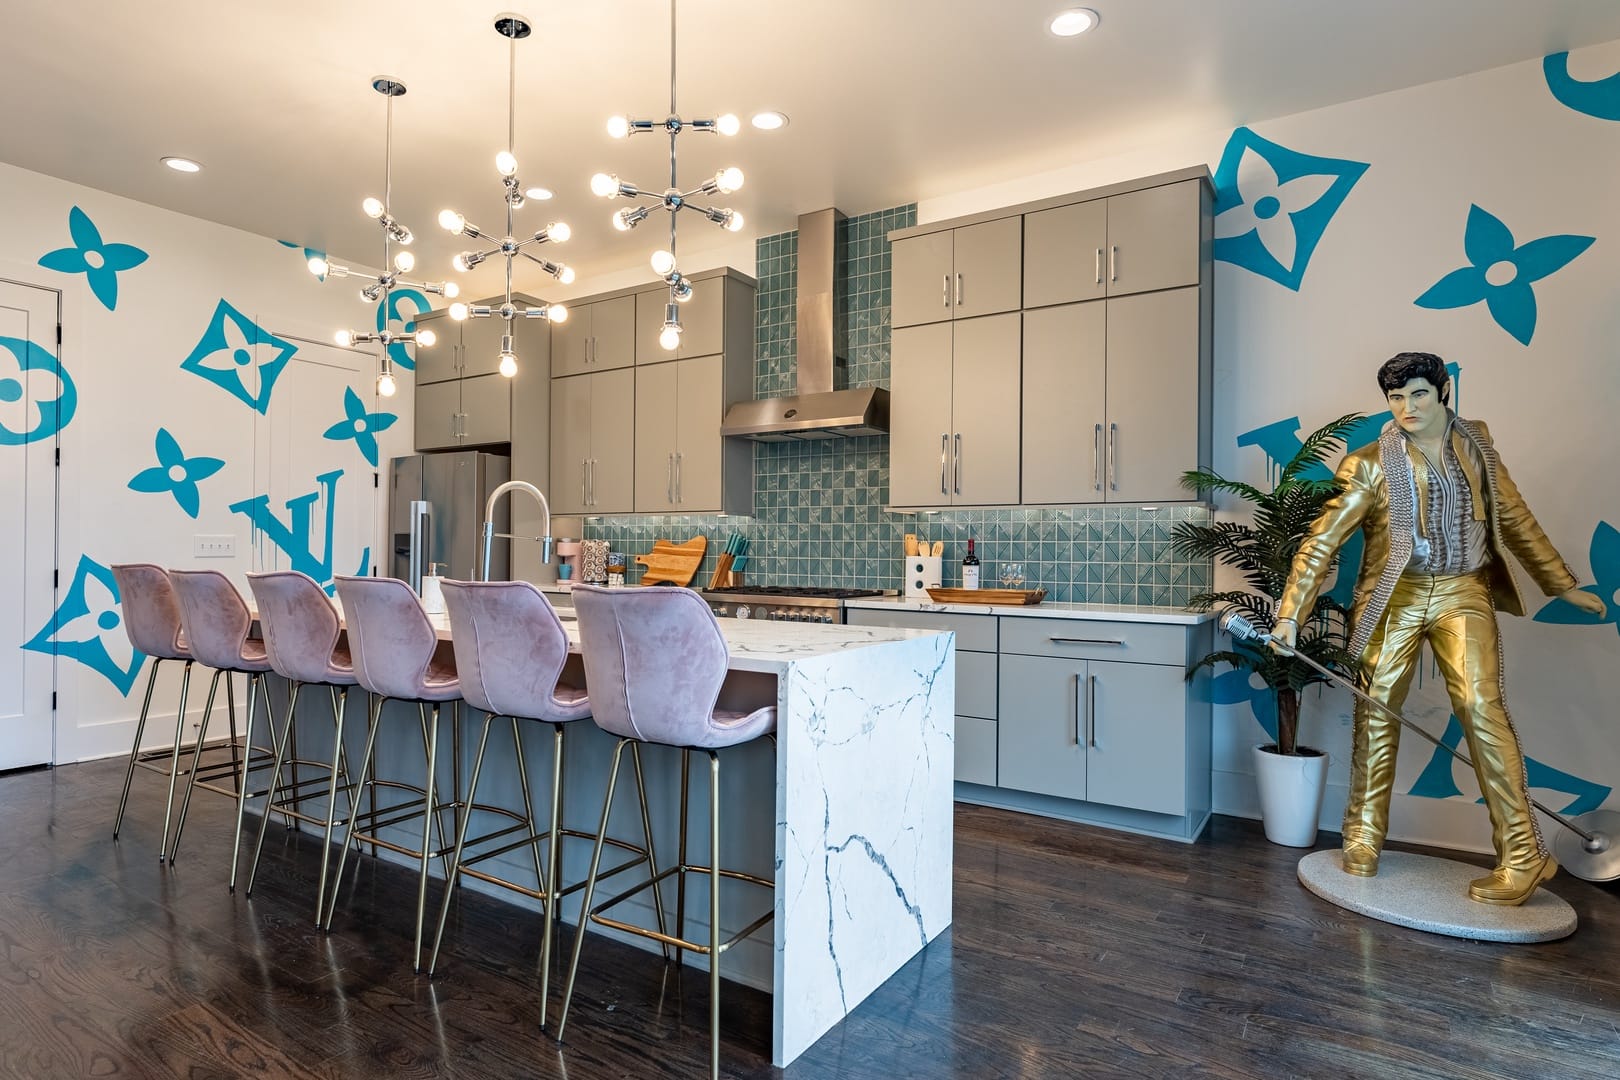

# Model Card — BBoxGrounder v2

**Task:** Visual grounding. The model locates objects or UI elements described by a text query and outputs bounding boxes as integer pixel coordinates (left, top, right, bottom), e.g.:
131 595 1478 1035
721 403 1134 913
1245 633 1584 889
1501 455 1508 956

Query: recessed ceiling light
751 111 789 131
1049 8 1100 37
161 156 202 173
525 186 554 200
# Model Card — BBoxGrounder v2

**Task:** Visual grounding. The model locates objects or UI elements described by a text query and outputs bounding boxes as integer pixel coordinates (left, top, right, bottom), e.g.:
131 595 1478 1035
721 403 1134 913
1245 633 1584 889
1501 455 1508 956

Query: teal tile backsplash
585 205 1212 605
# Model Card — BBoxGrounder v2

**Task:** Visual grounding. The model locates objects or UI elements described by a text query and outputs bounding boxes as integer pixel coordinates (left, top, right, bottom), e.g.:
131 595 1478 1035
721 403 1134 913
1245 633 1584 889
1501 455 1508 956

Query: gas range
700 586 891 623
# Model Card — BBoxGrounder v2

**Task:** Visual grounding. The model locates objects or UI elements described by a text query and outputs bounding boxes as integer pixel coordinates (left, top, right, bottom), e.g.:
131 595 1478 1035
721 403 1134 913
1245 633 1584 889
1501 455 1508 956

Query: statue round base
1297 850 1577 942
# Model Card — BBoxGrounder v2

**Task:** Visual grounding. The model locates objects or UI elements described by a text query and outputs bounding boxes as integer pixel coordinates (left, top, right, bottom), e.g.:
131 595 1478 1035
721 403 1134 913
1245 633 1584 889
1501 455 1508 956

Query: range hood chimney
720 208 890 441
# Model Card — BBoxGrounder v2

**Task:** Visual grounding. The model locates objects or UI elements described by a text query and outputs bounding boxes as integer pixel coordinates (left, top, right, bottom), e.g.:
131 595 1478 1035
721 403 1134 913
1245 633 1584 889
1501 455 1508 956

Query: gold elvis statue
1272 352 1606 906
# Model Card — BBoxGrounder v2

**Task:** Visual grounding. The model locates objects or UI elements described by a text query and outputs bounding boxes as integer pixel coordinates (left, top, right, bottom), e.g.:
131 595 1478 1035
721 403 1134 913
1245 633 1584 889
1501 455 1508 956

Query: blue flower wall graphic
1414 205 1593 346
323 386 398 467
22 554 145 695
0 334 77 445
1210 649 1279 744
179 299 298 414
277 239 329 280
229 469 356 593
1535 521 1619 635
127 428 225 518
1544 51 1620 121
37 206 149 312
1212 127 1369 291
379 287 430 372
1407 714 1611 815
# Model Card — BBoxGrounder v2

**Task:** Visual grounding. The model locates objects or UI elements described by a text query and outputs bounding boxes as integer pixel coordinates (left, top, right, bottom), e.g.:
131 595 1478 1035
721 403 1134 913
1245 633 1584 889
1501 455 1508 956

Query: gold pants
1345 570 1546 869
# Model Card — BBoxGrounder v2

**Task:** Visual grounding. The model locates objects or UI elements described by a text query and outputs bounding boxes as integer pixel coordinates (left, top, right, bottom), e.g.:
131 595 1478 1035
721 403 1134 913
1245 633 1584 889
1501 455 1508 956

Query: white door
0 280 62 769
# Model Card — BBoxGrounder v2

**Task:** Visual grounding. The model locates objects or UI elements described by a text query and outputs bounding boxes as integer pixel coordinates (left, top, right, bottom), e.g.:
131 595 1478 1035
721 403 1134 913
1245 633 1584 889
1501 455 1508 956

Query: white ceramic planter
1253 744 1329 847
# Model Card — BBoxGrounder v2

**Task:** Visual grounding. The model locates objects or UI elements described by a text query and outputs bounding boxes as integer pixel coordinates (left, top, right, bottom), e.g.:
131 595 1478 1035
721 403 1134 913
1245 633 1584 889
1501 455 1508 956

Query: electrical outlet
193 534 236 558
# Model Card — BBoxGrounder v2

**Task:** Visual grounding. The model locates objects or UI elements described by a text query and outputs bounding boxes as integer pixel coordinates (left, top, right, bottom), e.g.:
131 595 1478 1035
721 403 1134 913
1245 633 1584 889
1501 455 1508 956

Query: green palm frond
1281 412 1365 483
1179 468 1267 505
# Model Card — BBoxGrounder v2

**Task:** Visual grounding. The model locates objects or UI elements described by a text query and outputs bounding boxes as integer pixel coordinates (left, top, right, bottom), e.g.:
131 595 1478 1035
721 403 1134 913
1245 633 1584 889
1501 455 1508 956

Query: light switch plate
193 535 236 558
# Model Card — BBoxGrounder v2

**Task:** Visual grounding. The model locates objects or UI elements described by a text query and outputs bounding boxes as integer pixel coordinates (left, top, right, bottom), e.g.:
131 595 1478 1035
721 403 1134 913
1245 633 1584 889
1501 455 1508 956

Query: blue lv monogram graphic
229 470 345 593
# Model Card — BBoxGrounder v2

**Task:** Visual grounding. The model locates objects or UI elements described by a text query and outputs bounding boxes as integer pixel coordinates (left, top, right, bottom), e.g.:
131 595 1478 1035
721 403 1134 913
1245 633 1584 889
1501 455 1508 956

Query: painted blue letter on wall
37 206 149 312
229 470 345 593
22 554 145 695
0 335 77 445
180 300 298 414
1544 51 1620 121
378 287 430 372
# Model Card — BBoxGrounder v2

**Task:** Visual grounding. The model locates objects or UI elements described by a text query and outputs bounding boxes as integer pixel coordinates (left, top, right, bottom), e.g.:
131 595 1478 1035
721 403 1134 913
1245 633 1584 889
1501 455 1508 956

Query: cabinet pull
587 336 595 365
1109 244 1118 282
942 274 950 309
1087 673 1098 748
955 272 963 307
953 433 962 496
940 433 949 496
675 451 683 503
1094 248 1103 285
582 460 588 506
1073 672 1083 746
1108 422 1118 492
589 458 596 506
1092 424 1103 491
667 453 674 504
1049 636 1124 646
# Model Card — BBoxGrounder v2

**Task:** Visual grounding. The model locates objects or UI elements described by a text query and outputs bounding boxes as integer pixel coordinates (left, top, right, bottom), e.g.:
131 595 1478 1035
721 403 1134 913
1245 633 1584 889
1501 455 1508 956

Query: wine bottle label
962 565 980 589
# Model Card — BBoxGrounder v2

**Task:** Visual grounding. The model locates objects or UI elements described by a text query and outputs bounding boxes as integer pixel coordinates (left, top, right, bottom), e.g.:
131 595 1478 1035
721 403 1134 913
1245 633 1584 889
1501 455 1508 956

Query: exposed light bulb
359 286 377 302
335 330 353 348
377 371 397 397
591 172 619 198
716 167 744 194
559 266 577 285
650 249 677 276
415 327 437 348
393 250 416 273
725 210 746 233
442 281 461 299
496 150 518 176
548 303 569 324
612 208 634 231
307 255 329 276
395 226 414 245
674 282 694 302
439 209 466 233
548 221 571 243
362 196 385 219
715 113 741 136
449 302 469 321
498 352 518 378
452 253 470 272
606 115 630 139
659 324 682 351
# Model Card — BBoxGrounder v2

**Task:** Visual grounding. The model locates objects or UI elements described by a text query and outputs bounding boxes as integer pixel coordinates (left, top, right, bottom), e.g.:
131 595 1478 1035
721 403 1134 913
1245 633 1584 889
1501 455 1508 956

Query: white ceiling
6 1 1620 297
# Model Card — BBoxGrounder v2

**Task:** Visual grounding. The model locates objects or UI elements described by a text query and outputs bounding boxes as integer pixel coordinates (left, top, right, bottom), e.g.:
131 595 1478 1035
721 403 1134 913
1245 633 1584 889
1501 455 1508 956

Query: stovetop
702 586 884 600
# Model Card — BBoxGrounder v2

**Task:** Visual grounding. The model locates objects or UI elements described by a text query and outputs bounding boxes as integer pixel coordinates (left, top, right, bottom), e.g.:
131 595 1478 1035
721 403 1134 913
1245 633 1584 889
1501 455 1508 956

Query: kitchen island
256 599 955 1067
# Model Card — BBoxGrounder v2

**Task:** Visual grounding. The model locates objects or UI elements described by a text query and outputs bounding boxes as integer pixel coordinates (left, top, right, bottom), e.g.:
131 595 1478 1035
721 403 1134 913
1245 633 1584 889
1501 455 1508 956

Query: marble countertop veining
842 595 1216 624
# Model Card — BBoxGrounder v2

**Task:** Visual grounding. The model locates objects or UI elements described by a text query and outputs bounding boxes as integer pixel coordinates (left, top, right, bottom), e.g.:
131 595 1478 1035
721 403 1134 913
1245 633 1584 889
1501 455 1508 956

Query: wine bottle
962 537 980 590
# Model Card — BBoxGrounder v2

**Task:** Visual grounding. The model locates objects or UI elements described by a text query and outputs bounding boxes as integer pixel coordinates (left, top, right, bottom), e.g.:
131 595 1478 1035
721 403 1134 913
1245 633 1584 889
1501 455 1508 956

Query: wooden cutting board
635 536 708 586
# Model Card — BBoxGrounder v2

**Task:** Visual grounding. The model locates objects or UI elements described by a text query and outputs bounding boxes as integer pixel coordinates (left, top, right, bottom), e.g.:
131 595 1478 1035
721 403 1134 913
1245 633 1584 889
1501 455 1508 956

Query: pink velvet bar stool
109 563 200 860
427 579 666 1028
556 584 777 1080
244 570 360 922
326 574 462 971
165 569 278 868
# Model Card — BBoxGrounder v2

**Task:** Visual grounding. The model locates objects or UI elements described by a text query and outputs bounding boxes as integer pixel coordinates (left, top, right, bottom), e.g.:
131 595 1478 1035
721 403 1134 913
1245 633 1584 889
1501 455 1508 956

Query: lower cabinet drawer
999 616 1185 665
955 715 997 787
846 608 998 652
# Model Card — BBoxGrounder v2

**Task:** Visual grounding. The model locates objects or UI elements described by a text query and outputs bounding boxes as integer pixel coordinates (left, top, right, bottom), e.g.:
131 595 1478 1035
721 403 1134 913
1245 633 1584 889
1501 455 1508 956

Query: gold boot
1341 841 1379 877
1468 855 1558 906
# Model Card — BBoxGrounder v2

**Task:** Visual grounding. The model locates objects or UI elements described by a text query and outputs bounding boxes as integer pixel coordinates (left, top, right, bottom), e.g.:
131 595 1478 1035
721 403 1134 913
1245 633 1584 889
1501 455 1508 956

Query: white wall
0 161 417 764
926 42 1620 854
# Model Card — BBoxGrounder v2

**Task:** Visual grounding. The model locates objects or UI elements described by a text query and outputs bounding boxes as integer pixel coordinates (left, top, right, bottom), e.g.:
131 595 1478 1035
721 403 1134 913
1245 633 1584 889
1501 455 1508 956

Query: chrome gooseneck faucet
480 480 553 581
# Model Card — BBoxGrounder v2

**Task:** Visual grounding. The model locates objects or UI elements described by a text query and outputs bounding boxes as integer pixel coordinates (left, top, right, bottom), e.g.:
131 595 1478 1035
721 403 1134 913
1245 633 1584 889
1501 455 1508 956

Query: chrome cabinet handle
1094 248 1103 285
954 433 962 496
667 453 674 505
1093 424 1103 491
940 433 948 496
955 272 963 306
942 274 950 309
1087 673 1098 748
1108 422 1118 492
1073 672 1083 746
1049 636 1124 646
675 451 683 503
590 458 597 506
582 460 588 505
1109 244 1118 283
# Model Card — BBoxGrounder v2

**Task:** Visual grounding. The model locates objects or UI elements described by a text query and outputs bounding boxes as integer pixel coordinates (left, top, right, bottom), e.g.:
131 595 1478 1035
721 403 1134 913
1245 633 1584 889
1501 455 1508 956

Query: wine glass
999 562 1025 589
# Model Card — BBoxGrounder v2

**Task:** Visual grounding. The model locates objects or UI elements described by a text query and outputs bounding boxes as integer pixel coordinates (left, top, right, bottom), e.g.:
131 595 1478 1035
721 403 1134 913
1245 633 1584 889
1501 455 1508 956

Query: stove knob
819 613 834 623
713 606 729 618
736 605 751 619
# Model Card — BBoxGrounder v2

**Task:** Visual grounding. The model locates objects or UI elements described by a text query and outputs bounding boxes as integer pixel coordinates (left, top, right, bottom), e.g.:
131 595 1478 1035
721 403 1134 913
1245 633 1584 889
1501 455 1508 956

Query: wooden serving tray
925 587 1047 606
635 536 707 586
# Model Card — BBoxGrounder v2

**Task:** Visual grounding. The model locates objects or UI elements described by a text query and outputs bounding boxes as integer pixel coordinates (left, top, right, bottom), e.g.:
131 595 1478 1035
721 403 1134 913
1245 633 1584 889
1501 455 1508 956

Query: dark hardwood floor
2 759 1618 1079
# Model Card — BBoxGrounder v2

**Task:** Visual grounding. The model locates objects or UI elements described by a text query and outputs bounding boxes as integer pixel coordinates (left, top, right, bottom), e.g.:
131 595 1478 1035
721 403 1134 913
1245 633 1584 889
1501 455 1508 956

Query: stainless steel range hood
721 208 890 442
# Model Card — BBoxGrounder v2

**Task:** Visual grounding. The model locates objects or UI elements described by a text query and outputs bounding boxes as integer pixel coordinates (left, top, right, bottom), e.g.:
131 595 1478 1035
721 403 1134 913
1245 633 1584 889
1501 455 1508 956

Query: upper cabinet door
413 319 460 385
889 322 956 506
950 217 1022 321
674 354 724 511
948 313 1021 506
415 379 462 451
457 313 508 379
589 366 636 514
1103 287 1200 503
891 231 955 328
457 372 512 446
1022 303 1106 505
1023 200 1108 309
552 305 593 377
591 295 637 370
550 374 592 515
633 361 680 513
1105 179 1202 297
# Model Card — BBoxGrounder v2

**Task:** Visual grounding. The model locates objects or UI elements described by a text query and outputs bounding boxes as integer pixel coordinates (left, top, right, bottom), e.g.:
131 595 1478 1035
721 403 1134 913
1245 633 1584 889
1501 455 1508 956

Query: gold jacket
1276 416 1577 657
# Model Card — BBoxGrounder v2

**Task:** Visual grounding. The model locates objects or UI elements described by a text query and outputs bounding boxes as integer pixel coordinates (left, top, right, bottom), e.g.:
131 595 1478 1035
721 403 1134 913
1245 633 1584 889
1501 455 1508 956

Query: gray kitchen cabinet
633 361 679 512
635 277 724 362
553 295 636 377
890 313 1021 507
412 294 551 453
1023 178 1202 308
549 367 634 515
509 336 553 584
1021 302 1107 504
412 318 461 385
413 367 512 450
891 216 1022 328
634 351 751 513
415 379 464 451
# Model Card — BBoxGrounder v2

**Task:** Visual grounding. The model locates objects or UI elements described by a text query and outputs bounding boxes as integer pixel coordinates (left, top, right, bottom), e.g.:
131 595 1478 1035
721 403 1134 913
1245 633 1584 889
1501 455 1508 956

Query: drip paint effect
127 428 224 518
1534 521 1620 636
1544 51 1620 121
1415 205 1592 346
22 554 146 695
0 335 77 445
229 470 346 593
322 386 397 467
1406 714 1612 815
1212 127 1369 291
379 287 430 371
37 206 149 311
180 299 298 414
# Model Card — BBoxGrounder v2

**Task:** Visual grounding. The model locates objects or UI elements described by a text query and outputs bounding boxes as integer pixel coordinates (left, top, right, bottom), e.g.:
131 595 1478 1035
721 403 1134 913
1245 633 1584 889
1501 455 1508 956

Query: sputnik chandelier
439 13 573 380
312 77 459 398
590 0 747 351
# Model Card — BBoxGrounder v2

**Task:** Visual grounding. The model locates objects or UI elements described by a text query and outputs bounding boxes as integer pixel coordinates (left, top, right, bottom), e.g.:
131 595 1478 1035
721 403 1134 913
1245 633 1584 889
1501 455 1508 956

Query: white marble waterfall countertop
844 594 1216 623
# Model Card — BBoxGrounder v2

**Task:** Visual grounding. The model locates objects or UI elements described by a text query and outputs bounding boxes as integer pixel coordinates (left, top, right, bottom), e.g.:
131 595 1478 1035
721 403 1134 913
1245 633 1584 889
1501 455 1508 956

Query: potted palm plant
1173 413 1364 846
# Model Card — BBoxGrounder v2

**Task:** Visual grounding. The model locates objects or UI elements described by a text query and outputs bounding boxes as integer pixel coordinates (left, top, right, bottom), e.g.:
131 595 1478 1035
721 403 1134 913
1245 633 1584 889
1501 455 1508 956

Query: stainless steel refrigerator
390 452 511 589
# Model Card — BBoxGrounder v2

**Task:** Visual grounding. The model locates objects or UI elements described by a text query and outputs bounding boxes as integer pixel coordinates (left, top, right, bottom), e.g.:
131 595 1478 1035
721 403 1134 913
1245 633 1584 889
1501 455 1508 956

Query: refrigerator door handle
407 499 431 594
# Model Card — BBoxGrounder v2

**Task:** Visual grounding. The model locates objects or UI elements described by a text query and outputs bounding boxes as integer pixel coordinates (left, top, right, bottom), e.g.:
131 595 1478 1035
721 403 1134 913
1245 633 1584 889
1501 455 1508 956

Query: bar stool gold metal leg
113 656 165 839
315 685 351 926
414 702 443 972
228 672 265 892
708 749 721 1080
245 680 303 897
629 743 670 960
555 738 629 1044
168 667 226 862
675 748 691 973
511 718 546 913
323 692 385 930
538 721 566 1030
156 660 195 862
428 710 501 975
